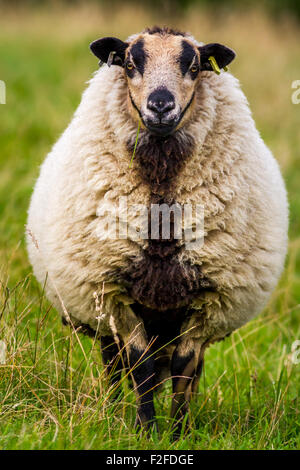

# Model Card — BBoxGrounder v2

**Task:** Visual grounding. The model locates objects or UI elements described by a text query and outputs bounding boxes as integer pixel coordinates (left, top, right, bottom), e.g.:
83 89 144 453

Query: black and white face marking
179 40 200 80
125 38 147 78
90 31 236 137
125 35 201 137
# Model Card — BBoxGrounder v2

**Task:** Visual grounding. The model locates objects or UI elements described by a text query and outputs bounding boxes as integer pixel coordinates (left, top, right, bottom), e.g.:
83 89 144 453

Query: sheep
26 26 288 434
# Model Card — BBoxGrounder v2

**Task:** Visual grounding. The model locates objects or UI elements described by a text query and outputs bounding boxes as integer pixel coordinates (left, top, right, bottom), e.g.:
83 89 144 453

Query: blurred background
0 0 299 450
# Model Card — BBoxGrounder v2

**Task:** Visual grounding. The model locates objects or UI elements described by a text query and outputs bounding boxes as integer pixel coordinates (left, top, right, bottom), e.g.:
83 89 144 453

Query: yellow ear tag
208 56 221 75
223 66 229 72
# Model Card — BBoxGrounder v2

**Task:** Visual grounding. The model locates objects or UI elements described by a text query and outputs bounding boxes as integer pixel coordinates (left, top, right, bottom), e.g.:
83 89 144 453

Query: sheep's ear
199 43 236 71
90 37 129 66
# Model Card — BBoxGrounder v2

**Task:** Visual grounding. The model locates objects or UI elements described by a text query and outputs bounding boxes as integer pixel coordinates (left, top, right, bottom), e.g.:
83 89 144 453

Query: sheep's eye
190 65 198 73
126 62 134 70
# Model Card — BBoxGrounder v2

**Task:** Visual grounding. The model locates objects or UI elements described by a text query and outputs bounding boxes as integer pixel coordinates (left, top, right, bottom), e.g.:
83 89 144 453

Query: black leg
128 343 156 430
100 335 126 399
191 339 210 395
110 308 156 430
171 346 196 437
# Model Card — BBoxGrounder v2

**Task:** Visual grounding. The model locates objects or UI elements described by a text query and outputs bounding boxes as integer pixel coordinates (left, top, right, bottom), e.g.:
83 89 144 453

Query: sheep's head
90 27 235 137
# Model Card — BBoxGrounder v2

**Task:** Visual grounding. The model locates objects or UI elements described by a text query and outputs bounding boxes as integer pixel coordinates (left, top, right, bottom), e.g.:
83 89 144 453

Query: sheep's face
90 29 235 137
124 34 200 137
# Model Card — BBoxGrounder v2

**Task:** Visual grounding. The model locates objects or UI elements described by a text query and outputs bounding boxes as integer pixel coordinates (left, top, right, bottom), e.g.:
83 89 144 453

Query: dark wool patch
127 132 195 194
124 251 213 311
124 131 213 311
144 26 186 37
124 193 214 310
145 193 183 258
121 192 213 311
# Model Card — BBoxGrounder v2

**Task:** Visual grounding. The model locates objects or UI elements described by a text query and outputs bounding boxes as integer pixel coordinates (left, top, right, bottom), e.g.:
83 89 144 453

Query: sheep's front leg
191 340 211 395
127 342 156 430
116 307 156 430
100 335 127 399
170 339 200 436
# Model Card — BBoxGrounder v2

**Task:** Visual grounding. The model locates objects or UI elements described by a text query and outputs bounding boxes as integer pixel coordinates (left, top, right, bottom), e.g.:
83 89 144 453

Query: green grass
0 4 300 450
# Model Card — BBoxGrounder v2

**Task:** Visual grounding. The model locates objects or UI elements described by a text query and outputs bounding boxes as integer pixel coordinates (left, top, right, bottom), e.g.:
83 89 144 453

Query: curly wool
26 44 288 346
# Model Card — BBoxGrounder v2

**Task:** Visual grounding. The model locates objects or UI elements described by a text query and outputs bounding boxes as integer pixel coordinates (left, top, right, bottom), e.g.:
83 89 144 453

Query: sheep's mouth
129 91 195 137
145 121 177 137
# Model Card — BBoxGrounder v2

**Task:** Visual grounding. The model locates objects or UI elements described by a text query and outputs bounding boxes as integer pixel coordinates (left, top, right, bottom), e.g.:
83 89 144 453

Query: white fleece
27 49 288 346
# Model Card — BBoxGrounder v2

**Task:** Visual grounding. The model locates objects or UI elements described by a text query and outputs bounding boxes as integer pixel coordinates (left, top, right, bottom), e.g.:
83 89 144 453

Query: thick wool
27 36 288 351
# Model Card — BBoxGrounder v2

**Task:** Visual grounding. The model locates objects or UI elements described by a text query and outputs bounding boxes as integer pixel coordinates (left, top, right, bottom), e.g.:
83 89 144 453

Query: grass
0 3 300 450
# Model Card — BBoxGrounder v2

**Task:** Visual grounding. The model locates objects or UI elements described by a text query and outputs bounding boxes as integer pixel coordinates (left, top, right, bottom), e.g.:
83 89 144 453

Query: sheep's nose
147 88 175 116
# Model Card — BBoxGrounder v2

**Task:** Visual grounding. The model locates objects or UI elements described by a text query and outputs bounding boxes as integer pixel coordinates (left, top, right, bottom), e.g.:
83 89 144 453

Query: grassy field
0 3 300 450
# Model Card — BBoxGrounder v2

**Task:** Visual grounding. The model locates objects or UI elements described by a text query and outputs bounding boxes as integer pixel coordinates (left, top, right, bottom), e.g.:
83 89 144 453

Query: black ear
199 43 236 71
90 37 129 66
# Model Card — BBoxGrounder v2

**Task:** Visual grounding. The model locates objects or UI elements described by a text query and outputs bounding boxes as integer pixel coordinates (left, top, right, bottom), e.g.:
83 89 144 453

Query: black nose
147 88 175 116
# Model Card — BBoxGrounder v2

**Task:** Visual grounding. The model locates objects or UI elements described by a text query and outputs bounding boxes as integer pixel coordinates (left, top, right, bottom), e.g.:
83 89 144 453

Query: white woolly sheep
27 26 288 434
